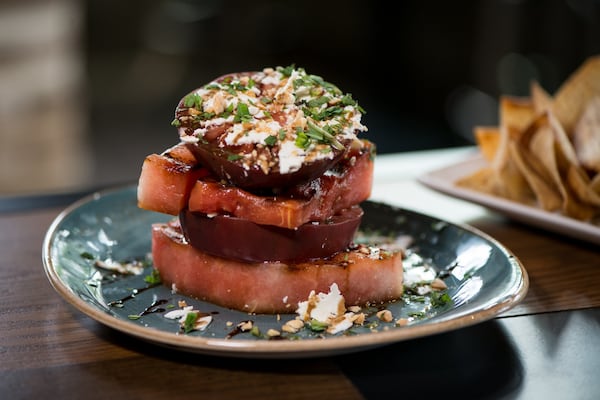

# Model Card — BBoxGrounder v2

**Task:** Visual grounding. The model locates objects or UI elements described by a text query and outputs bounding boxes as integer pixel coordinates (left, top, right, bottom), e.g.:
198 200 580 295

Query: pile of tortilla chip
457 55 600 222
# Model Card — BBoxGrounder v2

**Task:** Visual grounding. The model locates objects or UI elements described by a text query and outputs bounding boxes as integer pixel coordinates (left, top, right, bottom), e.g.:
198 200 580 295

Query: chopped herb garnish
264 135 277 146
144 269 161 285
306 120 344 150
234 102 252 123
183 312 199 333
194 112 216 121
227 153 244 161
313 106 344 121
278 64 296 77
431 291 453 308
128 315 142 320
80 252 95 260
307 96 330 108
309 87 323 97
308 74 341 95
231 81 247 92
341 94 356 106
183 93 203 109
171 65 368 178
309 319 328 332
295 129 310 149
250 326 262 337
408 311 426 319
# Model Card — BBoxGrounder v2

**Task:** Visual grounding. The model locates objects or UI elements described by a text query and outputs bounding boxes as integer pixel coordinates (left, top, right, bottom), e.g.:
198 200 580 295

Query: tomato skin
180 205 363 263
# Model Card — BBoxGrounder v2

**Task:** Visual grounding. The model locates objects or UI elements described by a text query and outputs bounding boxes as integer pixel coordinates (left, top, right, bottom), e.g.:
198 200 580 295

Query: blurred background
1 0 599 195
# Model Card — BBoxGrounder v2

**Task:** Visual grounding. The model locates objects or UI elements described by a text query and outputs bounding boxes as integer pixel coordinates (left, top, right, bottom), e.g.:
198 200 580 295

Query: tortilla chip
474 126 500 162
492 96 536 171
515 113 559 185
552 55 600 138
567 165 600 207
548 111 580 167
499 96 536 136
561 188 597 221
590 173 600 194
456 56 600 222
530 81 553 114
508 141 562 211
528 122 564 191
573 95 600 173
493 159 536 205
455 167 498 194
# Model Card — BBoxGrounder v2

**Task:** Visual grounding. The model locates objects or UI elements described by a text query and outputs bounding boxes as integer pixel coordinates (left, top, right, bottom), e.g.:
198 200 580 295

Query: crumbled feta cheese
204 116 233 127
164 305 212 332
403 265 437 287
225 127 270 146
278 140 305 174
94 258 144 275
296 282 346 323
326 313 355 334
164 305 194 320
203 90 226 114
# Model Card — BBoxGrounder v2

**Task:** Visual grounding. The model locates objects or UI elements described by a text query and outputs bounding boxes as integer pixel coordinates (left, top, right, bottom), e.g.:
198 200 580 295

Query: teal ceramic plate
42 185 528 358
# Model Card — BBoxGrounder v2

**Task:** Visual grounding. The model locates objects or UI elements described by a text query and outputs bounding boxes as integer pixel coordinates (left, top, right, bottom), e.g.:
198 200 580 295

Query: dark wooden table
2 147 600 399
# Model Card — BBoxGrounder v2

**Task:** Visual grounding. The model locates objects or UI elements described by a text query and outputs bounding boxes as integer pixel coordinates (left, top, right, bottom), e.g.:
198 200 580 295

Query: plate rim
417 153 600 246
42 185 529 358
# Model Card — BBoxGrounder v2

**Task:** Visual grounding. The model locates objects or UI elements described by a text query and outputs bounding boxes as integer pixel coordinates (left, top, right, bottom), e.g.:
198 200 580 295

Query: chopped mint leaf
278 64 296 77
234 102 252 123
144 269 161 285
183 93 203 109
295 129 310 149
183 312 199 333
264 135 277 146
227 153 244 161
309 319 328 332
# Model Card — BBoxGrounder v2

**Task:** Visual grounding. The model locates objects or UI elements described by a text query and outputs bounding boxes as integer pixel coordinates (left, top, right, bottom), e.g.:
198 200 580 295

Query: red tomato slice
152 220 403 314
187 143 374 228
137 143 209 215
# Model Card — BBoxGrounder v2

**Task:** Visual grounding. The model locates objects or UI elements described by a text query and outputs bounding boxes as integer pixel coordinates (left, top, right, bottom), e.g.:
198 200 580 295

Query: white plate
418 154 600 246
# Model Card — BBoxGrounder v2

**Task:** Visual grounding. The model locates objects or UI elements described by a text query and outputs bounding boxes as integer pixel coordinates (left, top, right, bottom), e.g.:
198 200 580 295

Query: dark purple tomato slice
179 205 364 263
174 71 351 190
185 142 346 190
